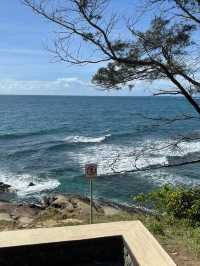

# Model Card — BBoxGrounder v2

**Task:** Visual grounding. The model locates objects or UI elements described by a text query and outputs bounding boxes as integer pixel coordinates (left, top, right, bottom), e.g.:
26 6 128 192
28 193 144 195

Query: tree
150 0 200 25
23 0 200 113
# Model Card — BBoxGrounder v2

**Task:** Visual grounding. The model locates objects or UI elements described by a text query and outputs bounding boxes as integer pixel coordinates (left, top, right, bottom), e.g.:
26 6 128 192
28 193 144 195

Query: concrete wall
0 236 125 266
0 221 176 266
124 244 138 266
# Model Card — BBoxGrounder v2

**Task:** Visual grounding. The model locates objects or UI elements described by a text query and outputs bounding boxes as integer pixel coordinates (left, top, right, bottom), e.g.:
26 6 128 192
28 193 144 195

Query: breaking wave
0 171 60 197
64 134 111 143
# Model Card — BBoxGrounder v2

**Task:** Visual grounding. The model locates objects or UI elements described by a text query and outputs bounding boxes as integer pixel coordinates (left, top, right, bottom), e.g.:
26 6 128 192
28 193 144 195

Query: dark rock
51 195 70 209
28 182 35 187
42 195 56 207
28 203 45 210
0 182 11 192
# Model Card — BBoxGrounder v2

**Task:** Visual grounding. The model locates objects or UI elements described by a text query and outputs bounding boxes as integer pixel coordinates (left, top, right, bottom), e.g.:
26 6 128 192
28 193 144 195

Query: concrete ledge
0 221 176 266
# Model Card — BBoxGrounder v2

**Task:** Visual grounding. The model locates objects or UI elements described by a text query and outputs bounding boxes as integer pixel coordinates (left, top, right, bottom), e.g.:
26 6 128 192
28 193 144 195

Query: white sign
85 164 97 178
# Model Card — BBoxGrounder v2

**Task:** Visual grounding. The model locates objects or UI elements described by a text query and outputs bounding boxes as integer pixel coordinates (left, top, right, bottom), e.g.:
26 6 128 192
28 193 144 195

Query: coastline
0 193 149 231
0 179 152 231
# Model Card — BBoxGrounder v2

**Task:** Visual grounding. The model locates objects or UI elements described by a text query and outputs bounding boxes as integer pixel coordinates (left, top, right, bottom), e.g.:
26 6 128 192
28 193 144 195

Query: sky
0 0 157 96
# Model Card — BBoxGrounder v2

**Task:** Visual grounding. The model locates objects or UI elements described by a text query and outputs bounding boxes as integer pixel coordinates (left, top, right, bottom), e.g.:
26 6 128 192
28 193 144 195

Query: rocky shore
0 194 132 230
0 180 149 231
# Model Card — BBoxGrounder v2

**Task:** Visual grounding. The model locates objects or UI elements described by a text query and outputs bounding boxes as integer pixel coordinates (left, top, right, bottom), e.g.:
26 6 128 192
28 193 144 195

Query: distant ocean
0 95 200 204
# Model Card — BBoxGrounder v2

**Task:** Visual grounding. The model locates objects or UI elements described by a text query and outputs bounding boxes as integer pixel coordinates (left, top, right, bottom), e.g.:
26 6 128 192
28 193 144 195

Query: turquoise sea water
0 95 200 204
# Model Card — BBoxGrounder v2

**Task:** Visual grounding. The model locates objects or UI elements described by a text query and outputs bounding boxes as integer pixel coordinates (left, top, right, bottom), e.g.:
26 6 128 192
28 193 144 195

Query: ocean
0 95 200 204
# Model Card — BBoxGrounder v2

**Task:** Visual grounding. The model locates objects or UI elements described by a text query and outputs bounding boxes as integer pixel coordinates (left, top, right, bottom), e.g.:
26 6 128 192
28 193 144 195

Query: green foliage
134 185 200 225
92 16 195 89
147 219 165 235
83 32 94 41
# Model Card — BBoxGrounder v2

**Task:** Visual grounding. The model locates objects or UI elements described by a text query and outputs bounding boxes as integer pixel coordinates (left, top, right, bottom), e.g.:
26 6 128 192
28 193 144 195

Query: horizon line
0 94 181 97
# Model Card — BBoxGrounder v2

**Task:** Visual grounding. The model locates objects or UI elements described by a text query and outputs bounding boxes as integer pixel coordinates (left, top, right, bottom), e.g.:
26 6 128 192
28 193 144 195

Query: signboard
85 163 97 178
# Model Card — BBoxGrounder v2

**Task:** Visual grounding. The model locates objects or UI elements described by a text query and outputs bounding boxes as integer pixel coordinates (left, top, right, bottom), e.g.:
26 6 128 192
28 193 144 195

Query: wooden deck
0 221 176 266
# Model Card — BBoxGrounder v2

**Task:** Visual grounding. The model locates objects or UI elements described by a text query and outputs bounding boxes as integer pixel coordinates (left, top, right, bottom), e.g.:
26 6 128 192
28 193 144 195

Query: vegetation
133 185 200 261
135 185 200 225
23 0 200 114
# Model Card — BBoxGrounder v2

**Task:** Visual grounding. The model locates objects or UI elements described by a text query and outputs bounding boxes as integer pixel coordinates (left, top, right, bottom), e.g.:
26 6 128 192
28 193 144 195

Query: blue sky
0 0 158 96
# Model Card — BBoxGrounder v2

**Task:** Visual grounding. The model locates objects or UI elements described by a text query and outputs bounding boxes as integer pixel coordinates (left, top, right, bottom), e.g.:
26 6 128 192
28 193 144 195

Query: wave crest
0 172 60 197
64 134 111 144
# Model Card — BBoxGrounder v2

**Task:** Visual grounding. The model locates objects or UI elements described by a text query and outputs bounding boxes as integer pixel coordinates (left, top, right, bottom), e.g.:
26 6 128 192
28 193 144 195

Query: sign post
90 179 93 224
85 163 97 224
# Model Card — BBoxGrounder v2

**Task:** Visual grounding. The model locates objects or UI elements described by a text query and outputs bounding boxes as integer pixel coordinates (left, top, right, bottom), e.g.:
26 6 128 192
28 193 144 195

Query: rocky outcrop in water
0 182 11 192
28 182 35 187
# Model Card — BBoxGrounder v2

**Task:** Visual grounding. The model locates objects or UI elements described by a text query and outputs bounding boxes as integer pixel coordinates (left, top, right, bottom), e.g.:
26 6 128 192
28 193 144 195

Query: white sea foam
145 138 200 157
64 134 111 144
128 138 200 167
137 138 200 169
0 172 60 197
139 171 200 187
178 141 200 155
73 139 200 186
73 144 166 175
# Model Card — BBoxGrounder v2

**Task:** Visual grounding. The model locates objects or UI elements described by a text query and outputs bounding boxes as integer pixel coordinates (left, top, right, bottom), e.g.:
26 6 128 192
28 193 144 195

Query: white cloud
0 77 94 96
0 77 123 96
0 77 157 96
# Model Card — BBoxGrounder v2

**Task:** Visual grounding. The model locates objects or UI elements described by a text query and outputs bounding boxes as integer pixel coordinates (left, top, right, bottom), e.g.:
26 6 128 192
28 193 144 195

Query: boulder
38 219 60 228
60 218 83 225
0 213 12 222
51 195 73 209
0 202 18 214
18 216 33 225
0 182 11 192
28 182 35 187
74 199 98 215
103 206 121 216
76 201 90 213
11 205 39 218
60 208 74 219
42 195 56 207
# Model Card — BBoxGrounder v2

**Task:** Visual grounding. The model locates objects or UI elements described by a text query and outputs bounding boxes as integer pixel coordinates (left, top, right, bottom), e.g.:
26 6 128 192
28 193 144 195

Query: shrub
134 185 200 225
148 220 165 235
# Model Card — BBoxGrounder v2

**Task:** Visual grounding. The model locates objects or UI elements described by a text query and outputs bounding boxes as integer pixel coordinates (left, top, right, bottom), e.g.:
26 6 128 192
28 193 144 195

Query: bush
134 185 200 225
148 220 165 235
